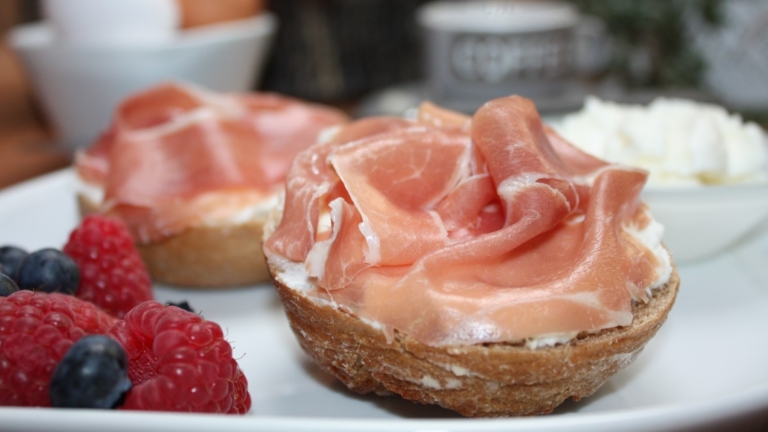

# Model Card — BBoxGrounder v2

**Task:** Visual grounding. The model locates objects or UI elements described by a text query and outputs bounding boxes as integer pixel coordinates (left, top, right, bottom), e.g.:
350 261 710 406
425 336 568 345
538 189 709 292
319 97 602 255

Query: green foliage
569 0 723 88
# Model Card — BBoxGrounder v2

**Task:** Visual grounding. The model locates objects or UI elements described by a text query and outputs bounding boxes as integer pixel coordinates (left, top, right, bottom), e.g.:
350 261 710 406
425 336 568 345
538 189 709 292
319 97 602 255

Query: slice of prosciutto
75 82 348 243
264 96 670 347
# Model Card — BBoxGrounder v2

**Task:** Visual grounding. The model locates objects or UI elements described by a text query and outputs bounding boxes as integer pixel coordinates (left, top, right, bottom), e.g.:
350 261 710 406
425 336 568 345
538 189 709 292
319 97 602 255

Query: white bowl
8 14 277 152
42 0 179 45
642 183 768 263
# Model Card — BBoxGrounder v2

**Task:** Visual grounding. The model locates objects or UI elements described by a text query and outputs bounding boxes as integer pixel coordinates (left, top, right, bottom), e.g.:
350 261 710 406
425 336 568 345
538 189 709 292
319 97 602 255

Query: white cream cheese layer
74 177 105 205
214 194 279 226
74 174 278 227
269 210 672 350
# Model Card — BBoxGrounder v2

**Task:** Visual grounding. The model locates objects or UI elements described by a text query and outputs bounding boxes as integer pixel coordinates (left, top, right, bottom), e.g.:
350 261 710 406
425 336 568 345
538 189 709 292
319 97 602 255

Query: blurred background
1 0 767 188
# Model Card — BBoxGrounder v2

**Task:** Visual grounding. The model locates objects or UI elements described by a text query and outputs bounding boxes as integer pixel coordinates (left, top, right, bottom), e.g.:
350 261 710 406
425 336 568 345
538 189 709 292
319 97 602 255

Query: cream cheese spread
269 207 672 350
73 174 278 227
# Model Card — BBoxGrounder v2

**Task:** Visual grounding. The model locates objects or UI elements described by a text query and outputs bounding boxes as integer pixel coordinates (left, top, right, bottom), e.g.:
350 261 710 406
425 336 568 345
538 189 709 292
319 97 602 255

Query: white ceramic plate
1 170 768 432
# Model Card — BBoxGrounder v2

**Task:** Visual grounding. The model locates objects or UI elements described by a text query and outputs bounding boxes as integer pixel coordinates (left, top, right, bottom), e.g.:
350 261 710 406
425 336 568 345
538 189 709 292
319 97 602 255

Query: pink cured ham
265 117 412 262
264 96 667 346
75 83 348 243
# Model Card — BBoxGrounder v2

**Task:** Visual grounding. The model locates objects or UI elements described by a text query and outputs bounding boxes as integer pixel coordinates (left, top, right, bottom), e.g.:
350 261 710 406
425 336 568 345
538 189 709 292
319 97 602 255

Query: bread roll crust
267 256 679 417
137 221 268 288
77 193 269 288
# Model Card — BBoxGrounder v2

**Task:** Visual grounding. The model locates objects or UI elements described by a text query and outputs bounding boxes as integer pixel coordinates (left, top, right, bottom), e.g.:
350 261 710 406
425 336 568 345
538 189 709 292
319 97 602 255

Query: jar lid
418 0 579 34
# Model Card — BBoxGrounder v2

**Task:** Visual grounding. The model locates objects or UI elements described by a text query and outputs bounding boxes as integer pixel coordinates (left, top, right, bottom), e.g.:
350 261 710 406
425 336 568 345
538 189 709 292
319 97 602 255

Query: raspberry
108 302 251 414
64 215 154 318
0 291 118 406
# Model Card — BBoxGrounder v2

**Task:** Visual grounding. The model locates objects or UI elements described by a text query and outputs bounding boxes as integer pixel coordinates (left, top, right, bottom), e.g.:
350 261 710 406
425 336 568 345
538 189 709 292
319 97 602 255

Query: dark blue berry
50 335 132 409
0 246 28 280
0 273 18 297
166 300 195 313
16 248 80 294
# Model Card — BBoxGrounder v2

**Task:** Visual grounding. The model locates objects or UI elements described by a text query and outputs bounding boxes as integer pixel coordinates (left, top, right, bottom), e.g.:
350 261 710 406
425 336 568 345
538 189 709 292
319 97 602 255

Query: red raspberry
0 291 118 406
108 301 251 414
64 215 153 318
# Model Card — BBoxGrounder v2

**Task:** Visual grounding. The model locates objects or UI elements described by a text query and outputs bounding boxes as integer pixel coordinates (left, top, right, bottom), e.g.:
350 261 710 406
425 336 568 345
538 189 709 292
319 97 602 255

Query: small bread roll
264 208 680 417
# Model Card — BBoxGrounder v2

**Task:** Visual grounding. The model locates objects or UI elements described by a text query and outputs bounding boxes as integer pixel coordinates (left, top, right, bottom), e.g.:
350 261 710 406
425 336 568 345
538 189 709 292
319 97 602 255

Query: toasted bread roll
264 207 680 417
78 193 269 288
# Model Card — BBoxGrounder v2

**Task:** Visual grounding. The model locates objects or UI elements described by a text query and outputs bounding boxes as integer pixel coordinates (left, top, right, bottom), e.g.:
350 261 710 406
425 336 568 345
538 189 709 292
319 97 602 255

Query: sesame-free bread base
78 193 270 288
267 257 679 417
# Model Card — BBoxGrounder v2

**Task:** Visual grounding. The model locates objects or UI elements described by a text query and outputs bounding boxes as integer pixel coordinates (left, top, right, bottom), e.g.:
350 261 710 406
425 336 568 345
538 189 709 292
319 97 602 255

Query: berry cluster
0 291 117 406
1 246 79 296
0 215 251 414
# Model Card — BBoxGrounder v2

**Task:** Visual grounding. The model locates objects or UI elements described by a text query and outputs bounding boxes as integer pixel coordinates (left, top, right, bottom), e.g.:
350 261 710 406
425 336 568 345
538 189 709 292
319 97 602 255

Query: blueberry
16 248 80 294
50 335 132 409
166 300 195 314
0 273 18 297
0 246 28 280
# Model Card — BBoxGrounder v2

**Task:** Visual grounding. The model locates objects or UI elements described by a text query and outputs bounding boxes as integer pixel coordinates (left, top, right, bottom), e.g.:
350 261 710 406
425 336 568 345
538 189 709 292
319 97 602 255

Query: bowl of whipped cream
553 97 768 263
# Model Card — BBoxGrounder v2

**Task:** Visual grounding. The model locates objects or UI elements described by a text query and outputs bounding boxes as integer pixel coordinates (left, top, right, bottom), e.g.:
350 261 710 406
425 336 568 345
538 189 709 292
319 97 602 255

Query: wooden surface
0 41 71 191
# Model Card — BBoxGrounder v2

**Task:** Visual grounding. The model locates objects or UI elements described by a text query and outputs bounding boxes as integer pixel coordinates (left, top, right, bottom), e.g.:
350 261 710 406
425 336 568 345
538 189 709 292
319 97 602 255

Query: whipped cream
554 97 768 186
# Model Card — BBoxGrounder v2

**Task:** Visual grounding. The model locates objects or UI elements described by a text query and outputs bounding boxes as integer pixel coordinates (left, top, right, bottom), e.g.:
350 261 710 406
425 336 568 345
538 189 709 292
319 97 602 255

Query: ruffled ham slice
264 95 667 346
75 83 347 243
265 117 412 262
